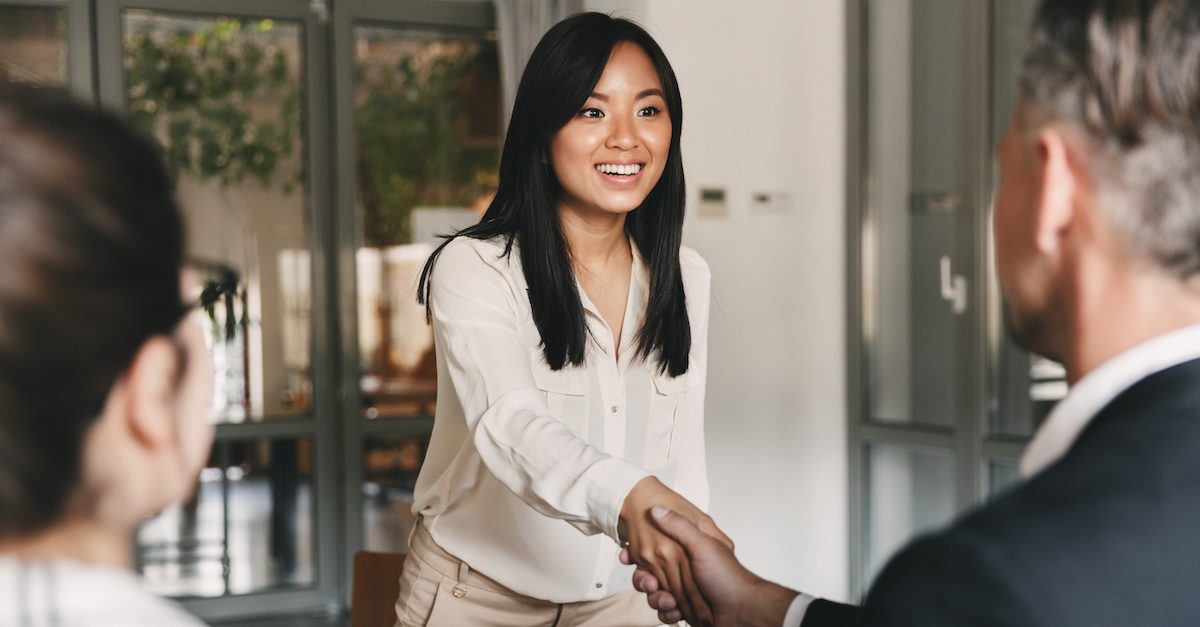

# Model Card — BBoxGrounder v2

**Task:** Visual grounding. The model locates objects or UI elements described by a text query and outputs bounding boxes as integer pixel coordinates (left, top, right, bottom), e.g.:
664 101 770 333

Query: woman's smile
594 160 646 186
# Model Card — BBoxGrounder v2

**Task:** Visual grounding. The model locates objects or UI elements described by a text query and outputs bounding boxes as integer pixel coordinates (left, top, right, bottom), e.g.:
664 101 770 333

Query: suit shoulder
863 526 1039 627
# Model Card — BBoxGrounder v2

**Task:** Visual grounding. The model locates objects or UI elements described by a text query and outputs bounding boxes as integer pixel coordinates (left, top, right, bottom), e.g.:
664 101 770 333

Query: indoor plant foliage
125 17 302 192
355 38 500 246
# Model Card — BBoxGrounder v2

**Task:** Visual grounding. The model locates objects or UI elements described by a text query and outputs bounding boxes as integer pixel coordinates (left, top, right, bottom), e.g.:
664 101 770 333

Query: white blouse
411 235 711 604
0 557 205 626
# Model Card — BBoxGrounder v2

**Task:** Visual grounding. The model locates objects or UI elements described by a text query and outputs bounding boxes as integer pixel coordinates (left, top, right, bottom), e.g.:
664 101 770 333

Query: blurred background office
0 0 1062 624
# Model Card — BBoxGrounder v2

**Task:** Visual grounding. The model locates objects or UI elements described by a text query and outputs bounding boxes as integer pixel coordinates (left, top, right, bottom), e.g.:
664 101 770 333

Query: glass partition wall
0 0 499 621
847 0 1059 597
98 4 340 618
332 3 499 601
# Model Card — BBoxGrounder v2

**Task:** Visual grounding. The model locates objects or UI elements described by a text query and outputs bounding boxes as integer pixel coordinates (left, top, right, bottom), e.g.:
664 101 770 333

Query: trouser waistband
408 518 518 597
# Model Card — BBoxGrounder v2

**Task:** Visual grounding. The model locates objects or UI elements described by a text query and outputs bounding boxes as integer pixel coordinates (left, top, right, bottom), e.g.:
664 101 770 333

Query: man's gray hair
1020 0 1200 278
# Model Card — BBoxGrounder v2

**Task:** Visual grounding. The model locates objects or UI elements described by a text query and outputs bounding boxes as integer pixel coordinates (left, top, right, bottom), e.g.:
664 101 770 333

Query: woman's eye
638 106 661 117
579 107 604 119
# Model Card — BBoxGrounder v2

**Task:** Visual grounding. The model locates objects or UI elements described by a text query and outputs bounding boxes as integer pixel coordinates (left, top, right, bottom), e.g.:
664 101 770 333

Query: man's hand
619 478 733 626
622 506 798 627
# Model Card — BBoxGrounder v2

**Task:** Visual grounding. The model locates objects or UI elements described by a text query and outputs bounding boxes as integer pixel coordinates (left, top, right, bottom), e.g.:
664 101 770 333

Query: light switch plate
697 187 727 218
750 190 793 214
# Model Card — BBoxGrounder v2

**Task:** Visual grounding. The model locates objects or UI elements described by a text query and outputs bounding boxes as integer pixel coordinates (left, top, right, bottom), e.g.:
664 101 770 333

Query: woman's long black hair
418 12 691 376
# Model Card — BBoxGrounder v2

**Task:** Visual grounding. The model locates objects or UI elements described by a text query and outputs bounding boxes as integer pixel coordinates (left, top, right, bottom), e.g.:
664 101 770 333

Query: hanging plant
125 17 303 192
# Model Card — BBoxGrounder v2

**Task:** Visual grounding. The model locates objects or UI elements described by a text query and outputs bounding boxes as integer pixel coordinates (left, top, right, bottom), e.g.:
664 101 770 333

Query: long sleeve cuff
586 457 651 543
782 592 817 627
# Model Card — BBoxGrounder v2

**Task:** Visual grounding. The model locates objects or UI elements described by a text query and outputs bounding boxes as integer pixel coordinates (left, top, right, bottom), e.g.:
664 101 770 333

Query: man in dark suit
626 0 1200 625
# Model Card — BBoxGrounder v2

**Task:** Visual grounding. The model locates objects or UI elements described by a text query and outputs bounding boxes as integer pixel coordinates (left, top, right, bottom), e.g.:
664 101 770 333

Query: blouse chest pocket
528 349 590 438
644 370 695 471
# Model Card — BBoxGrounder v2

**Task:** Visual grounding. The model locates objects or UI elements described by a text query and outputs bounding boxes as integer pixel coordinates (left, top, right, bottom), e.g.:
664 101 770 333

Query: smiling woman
394 12 723 627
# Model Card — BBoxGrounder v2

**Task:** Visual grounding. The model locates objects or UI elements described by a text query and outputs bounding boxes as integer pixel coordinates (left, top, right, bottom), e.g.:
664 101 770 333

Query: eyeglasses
182 257 242 341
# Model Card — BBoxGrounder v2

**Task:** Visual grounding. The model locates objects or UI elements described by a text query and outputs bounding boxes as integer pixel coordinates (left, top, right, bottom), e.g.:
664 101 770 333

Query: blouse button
611 405 620 414
595 582 603 589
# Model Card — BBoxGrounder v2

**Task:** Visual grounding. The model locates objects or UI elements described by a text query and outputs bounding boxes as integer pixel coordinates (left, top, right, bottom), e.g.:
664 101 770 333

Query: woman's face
550 42 672 219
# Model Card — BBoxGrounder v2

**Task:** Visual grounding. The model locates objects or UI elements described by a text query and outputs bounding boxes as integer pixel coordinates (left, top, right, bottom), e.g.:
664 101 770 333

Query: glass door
849 0 990 591
848 0 1060 599
95 0 339 619
331 0 500 601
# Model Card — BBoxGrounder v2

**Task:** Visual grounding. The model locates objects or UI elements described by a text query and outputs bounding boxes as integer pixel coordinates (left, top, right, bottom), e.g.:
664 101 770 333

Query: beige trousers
394 521 669 627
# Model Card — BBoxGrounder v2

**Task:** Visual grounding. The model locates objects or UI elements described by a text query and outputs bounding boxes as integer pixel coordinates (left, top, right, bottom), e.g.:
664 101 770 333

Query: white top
0 557 205 627
784 323 1200 627
412 235 711 604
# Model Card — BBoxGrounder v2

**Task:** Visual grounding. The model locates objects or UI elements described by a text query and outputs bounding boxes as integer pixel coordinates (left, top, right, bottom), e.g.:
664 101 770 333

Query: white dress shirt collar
1020 323 1200 478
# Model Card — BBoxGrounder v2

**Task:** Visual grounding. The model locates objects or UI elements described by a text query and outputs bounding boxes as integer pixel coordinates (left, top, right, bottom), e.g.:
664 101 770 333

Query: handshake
618 477 798 627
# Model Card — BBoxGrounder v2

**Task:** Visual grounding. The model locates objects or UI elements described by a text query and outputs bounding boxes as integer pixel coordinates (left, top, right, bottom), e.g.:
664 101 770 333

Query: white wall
585 0 850 601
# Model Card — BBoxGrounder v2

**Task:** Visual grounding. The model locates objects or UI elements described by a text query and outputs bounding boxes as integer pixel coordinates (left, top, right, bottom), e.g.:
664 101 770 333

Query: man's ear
122 336 180 450
1033 127 1081 257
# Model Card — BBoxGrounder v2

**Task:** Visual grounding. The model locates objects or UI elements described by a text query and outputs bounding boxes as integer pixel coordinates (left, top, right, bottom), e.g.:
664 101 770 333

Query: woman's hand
619 477 733 627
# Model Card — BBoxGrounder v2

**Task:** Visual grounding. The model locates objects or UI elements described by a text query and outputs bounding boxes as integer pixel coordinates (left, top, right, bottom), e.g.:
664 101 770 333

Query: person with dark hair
630 0 1200 625
0 84 212 626
396 12 725 626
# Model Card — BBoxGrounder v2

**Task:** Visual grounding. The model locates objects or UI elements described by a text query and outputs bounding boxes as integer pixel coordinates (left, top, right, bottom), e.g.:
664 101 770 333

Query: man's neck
0 518 131 569
1064 266 1200 384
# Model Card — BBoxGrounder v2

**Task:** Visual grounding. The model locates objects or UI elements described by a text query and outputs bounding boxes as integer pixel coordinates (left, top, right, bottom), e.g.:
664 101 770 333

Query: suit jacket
803 357 1200 627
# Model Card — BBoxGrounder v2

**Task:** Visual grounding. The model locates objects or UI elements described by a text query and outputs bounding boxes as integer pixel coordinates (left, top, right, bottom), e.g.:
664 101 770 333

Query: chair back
351 550 408 627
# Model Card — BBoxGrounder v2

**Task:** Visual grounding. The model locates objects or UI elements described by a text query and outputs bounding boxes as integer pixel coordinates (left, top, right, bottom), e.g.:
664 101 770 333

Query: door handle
940 256 968 315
